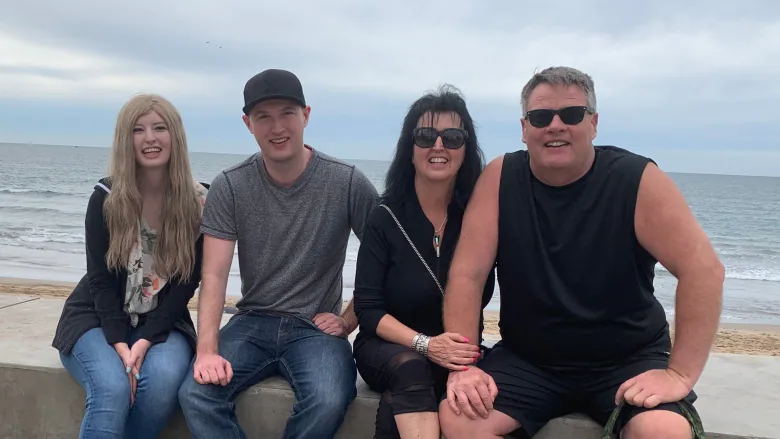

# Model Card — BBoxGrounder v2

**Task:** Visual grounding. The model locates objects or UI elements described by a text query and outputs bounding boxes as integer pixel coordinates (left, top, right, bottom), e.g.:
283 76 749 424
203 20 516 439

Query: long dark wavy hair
382 84 485 206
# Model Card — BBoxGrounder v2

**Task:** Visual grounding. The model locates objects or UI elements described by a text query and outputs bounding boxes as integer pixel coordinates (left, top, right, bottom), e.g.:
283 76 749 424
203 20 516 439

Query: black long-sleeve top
52 178 205 355
353 191 496 348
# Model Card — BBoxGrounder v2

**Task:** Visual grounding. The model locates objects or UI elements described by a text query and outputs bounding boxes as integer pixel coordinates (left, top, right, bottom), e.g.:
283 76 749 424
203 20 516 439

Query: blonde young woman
52 94 208 439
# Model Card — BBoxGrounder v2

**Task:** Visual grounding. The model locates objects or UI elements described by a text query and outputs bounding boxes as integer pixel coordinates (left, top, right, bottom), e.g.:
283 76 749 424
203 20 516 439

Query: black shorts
478 340 698 438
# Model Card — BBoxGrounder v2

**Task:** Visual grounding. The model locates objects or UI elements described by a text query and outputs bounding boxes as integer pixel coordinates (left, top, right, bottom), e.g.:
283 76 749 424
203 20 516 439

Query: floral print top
123 182 209 327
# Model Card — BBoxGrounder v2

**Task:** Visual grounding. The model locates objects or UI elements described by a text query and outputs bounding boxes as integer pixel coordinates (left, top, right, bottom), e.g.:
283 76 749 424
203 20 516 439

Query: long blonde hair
104 93 201 281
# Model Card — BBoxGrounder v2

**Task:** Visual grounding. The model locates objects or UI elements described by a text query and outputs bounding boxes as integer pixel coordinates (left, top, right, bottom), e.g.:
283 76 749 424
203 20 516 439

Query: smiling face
521 83 598 172
242 98 311 164
133 110 172 169
412 111 466 184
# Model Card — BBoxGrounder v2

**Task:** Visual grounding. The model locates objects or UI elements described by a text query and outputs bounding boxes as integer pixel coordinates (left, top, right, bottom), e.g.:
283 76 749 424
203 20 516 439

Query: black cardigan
353 191 496 349
52 178 205 355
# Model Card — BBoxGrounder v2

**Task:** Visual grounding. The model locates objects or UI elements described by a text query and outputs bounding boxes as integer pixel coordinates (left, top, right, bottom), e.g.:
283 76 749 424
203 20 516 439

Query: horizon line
2 141 777 179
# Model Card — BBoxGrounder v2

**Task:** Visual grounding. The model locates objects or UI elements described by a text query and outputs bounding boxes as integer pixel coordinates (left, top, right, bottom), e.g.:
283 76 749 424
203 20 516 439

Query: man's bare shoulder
485 154 505 174
472 155 505 195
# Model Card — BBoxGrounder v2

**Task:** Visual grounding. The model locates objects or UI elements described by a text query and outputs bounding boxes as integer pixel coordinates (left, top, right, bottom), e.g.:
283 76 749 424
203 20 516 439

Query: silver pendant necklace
432 215 448 257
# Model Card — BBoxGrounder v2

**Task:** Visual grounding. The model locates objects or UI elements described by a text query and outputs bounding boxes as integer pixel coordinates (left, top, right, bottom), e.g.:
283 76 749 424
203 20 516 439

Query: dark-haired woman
353 85 496 439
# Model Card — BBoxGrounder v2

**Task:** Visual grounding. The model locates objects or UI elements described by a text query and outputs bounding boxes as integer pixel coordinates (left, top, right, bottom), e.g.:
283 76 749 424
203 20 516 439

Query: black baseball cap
242 69 307 115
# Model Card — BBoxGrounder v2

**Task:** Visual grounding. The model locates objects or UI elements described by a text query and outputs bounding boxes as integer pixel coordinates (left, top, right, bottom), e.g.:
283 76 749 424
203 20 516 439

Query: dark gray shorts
478 341 699 438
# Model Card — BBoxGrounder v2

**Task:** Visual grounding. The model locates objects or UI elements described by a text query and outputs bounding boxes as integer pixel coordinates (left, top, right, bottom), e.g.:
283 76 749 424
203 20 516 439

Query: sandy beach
2 276 778 357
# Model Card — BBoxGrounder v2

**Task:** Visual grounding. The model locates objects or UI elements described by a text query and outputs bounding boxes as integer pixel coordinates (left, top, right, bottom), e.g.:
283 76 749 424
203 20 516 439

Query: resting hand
113 342 137 405
128 338 151 380
615 368 692 408
446 367 499 420
427 333 481 371
193 353 233 386
313 313 349 337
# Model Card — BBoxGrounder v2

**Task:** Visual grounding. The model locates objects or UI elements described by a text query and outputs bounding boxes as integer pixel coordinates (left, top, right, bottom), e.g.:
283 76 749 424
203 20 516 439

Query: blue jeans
59 326 193 439
178 311 357 439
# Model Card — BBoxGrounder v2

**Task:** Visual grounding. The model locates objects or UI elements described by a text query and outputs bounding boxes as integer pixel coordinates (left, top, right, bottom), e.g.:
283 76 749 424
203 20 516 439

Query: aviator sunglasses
525 105 593 128
412 127 468 149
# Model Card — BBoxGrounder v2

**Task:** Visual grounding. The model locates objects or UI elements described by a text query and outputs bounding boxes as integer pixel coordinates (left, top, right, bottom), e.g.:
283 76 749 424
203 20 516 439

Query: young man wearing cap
178 69 379 439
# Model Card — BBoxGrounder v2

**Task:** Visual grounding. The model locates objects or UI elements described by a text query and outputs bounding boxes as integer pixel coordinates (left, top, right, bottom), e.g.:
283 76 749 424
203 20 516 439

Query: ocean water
1 143 779 324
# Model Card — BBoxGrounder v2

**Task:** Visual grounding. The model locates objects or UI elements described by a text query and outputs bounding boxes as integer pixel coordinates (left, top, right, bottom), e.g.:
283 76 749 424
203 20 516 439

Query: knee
86 371 132 411
389 357 432 390
137 367 187 415
303 374 357 420
438 401 477 439
310 381 356 414
177 373 206 412
623 410 692 439
314 357 357 411
146 360 190 394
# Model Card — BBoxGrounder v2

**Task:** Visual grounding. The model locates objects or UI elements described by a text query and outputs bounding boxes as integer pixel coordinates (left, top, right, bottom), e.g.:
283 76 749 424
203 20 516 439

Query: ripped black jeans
353 333 450 438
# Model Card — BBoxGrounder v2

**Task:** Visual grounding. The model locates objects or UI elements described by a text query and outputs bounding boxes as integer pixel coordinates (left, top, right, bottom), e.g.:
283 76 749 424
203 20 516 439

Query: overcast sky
1 0 778 176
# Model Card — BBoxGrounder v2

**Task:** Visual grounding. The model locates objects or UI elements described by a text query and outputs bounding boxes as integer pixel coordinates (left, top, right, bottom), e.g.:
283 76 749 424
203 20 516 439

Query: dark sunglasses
525 106 593 128
412 127 468 149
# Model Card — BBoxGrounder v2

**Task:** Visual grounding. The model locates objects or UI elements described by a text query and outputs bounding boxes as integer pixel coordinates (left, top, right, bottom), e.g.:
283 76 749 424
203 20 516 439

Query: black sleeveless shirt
496 145 669 367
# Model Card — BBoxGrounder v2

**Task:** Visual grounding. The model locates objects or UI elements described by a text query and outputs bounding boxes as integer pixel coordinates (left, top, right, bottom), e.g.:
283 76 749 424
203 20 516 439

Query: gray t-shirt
201 147 378 319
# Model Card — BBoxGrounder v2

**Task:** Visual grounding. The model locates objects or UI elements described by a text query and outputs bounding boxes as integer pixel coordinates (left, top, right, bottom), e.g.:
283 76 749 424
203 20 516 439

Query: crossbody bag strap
379 204 445 295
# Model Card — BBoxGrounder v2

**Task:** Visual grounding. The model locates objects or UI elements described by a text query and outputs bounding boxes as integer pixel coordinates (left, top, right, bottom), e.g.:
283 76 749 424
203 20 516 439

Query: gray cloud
1 0 779 127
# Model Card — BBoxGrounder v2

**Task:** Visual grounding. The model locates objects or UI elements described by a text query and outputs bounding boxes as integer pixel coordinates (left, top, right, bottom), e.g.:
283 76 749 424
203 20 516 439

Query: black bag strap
379 204 444 295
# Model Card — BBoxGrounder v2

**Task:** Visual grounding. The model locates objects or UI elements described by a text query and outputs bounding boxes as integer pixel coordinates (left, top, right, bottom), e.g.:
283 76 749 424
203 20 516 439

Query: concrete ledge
0 362 382 438
0 361 771 439
1 359 607 439
1 296 778 438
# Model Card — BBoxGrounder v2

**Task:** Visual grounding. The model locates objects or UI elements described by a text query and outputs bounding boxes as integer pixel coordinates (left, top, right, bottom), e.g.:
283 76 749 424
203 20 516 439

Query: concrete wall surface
0 362 601 439
1 296 777 439
0 362 772 439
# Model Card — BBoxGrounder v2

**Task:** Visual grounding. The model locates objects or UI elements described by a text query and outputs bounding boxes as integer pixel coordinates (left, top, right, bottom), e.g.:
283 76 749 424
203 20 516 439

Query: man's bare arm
443 156 503 344
340 298 358 334
196 235 236 355
635 163 724 387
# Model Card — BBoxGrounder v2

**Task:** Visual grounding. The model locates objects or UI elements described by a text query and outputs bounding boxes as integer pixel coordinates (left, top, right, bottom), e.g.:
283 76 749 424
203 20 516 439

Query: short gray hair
520 66 597 114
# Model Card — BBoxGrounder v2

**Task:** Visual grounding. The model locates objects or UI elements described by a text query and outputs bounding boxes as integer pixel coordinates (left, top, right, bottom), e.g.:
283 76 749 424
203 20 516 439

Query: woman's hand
113 342 137 405
128 339 152 380
426 333 481 371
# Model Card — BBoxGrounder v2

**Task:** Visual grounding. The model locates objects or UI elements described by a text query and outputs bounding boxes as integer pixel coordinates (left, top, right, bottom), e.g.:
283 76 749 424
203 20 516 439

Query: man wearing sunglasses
438 66 724 439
